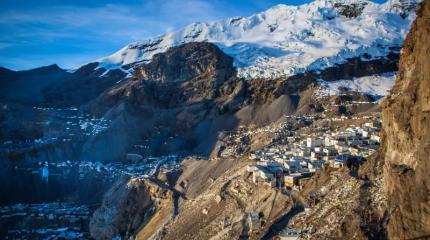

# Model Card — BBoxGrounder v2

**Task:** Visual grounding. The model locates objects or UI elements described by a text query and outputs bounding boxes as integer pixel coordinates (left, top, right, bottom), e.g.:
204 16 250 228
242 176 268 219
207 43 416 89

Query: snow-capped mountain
96 0 419 79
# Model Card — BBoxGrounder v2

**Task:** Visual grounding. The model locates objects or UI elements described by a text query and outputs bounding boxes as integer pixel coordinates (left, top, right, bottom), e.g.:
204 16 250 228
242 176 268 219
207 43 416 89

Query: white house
362 130 369 138
371 134 381 143
306 137 324 148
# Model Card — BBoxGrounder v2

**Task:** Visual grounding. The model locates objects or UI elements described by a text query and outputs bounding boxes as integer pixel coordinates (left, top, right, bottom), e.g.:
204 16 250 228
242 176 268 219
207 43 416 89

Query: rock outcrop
381 0 430 238
136 42 234 84
89 177 173 240
289 155 388 240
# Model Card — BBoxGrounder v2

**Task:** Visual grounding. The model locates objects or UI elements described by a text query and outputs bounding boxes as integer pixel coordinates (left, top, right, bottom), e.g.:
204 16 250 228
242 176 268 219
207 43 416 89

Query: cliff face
381 0 430 238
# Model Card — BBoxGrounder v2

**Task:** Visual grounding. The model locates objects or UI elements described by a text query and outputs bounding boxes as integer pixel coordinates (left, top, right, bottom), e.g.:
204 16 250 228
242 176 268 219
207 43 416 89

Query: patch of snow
100 69 110 77
317 71 396 97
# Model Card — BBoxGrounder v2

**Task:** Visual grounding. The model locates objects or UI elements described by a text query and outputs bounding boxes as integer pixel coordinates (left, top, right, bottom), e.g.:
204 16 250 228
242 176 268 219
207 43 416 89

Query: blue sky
0 0 387 70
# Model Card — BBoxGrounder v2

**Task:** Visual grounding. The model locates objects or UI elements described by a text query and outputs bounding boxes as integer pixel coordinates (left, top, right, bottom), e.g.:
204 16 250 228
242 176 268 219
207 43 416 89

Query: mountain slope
96 0 418 79
0 64 69 104
80 42 315 162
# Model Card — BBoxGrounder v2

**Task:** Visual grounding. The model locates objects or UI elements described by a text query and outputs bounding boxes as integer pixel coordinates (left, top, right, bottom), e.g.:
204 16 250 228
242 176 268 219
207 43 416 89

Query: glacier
316 71 397 98
94 0 418 80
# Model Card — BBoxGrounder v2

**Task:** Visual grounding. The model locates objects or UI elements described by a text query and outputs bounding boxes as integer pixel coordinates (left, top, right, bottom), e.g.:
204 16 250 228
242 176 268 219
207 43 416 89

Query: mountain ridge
95 0 419 79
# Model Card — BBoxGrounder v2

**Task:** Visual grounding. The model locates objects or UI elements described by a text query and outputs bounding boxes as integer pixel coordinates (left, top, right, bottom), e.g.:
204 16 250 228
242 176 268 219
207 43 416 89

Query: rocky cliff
136 42 234 84
381 0 430 238
89 177 173 239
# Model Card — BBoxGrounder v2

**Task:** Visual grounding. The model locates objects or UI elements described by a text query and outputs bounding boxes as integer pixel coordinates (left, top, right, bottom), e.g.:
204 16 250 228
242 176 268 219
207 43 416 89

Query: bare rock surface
381 0 430 238
89 177 173 240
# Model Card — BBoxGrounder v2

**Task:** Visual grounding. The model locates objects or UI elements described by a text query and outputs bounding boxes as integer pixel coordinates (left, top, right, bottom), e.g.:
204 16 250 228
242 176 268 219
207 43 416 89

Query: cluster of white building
215 115 321 159
247 120 381 189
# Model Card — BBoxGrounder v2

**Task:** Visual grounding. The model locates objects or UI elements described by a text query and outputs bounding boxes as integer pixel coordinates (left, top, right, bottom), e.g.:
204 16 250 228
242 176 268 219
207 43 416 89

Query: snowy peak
96 0 419 79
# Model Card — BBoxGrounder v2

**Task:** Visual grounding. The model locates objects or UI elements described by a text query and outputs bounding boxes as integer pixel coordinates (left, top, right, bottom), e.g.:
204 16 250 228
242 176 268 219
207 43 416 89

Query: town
242 115 382 190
